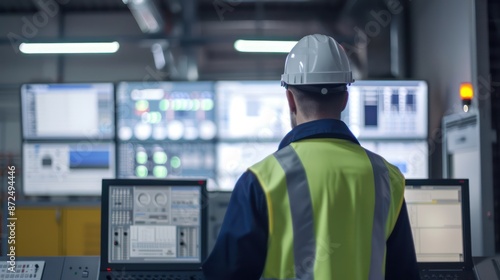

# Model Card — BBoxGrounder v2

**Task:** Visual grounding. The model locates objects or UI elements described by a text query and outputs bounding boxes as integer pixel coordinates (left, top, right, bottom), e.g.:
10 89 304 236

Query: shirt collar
279 119 360 150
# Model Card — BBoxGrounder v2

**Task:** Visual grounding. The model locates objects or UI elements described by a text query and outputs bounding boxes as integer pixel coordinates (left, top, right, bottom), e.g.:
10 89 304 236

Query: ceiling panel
0 0 390 80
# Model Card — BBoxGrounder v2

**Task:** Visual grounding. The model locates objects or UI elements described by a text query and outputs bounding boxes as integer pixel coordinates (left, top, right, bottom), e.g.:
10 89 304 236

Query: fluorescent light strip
19 42 120 54
234 39 297 53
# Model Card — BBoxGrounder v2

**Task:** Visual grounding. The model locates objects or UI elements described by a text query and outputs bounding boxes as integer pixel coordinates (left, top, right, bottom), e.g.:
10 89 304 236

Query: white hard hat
281 34 354 86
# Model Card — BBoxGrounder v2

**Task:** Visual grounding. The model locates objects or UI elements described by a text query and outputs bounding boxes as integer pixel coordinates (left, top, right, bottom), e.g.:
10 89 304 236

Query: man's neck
295 114 342 126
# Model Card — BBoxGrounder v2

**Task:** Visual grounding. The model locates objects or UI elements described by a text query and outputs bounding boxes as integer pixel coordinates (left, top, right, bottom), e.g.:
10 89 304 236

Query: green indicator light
171 156 181 169
193 100 201 111
153 151 168 164
202 99 214 111
176 99 182 110
153 166 168 178
159 99 169 111
136 151 148 164
135 100 149 111
136 166 148 177
150 112 162 124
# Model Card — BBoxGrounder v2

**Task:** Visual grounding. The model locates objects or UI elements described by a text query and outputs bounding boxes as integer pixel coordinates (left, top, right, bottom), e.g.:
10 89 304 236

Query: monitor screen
101 179 207 269
21 83 114 140
216 81 290 140
405 179 470 263
118 142 215 180
343 80 427 139
116 82 216 141
22 142 115 196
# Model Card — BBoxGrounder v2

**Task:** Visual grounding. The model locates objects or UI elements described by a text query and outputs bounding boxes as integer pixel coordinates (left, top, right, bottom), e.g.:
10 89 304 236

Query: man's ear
286 89 297 114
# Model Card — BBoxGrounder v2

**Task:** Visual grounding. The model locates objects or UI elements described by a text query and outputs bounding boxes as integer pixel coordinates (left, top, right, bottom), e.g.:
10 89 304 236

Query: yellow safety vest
249 138 405 280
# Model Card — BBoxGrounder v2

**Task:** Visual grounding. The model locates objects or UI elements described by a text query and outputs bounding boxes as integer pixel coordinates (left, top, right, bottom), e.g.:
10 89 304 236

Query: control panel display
117 82 216 141
0 261 44 280
343 80 427 139
118 143 215 179
108 186 202 263
23 142 115 196
405 185 464 262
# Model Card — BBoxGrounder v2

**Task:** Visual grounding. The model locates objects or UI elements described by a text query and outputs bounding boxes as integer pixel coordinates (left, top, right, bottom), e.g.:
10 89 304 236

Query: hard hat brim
281 72 354 85
283 83 348 95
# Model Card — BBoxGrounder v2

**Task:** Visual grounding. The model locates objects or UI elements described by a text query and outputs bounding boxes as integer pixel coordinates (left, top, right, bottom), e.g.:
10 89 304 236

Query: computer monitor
117 142 215 180
405 179 472 268
344 80 428 139
100 179 207 271
116 82 216 141
22 142 115 196
21 83 114 140
216 81 290 140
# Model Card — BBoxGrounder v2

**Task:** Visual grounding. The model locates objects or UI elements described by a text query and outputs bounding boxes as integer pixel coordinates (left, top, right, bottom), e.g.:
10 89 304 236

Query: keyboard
420 270 476 280
99 271 204 280
0 261 45 280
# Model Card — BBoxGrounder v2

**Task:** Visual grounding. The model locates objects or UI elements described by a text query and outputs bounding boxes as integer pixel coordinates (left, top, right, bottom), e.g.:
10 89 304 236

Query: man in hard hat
202 34 419 279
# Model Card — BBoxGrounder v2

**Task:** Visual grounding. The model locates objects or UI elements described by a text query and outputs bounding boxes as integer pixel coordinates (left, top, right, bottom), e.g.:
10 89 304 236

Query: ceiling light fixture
234 39 297 53
19 42 120 54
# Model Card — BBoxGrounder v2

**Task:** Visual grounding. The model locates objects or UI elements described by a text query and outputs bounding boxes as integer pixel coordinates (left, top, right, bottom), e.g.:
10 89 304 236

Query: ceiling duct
124 0 164 34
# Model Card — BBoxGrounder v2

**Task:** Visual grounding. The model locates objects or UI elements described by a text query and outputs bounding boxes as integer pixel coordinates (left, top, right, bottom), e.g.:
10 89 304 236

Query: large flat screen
21 83 114 140
118 142 215 180
216 81 290 140
343 80 428 139
116 82 216 141
22 142 115 196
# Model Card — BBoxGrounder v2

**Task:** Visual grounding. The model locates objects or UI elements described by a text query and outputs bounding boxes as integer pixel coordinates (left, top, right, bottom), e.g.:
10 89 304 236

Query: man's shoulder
248 151 278 172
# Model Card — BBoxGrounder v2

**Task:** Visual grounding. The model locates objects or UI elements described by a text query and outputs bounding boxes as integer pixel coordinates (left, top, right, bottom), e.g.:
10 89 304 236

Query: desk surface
4 255 500 280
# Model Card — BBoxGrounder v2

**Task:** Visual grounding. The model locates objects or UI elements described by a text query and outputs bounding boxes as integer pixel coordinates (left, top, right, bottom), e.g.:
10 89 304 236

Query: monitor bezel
405 179 472 271
100 178 208 272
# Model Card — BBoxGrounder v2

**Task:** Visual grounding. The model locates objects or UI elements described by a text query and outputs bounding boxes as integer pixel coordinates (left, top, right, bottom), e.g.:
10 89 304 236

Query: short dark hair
288 85 347 119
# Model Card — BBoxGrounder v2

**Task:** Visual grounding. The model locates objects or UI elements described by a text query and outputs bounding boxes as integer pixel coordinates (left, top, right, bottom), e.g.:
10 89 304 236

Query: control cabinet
15 206 100 256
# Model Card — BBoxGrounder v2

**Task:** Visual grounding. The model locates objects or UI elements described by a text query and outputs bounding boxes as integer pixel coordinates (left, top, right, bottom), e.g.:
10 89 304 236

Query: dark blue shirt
203 119 419 280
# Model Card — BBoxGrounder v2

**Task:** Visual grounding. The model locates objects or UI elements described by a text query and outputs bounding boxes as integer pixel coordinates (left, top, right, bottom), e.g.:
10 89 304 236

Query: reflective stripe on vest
365 149 391 280
274 145 316 280
261 145 391 280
